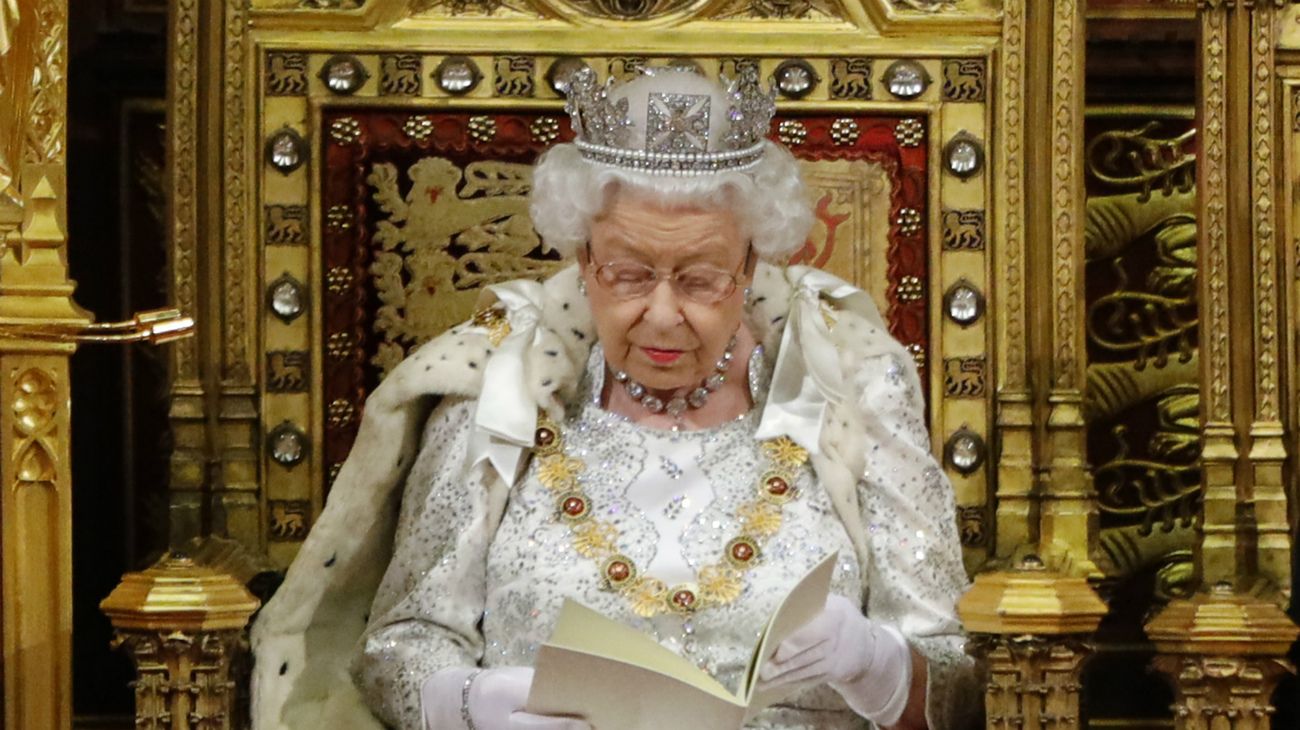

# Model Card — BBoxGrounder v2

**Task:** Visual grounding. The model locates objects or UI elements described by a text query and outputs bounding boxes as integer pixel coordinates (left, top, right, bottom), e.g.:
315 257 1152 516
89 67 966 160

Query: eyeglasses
586 243 752 305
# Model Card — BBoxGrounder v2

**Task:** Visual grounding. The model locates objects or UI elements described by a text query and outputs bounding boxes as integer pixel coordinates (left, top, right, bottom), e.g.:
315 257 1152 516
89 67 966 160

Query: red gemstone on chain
536 427 556 447
607 561 631 582
731 541 754 562
562 496 586 517
765 475 790 496
672 589 697 609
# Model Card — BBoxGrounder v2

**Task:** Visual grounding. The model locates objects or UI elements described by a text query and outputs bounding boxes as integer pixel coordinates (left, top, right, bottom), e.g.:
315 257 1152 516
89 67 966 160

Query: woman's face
579 190 753 392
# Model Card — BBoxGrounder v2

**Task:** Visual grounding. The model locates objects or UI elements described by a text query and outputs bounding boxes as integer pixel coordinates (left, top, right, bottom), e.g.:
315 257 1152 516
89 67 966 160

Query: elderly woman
251 67 976 730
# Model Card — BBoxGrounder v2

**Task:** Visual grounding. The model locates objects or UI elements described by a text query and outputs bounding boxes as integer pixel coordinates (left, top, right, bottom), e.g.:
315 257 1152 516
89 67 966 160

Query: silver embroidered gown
353 347 975 730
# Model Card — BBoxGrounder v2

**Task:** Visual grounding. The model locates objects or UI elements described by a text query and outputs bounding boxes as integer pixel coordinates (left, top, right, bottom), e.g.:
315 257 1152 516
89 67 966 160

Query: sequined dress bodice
481 351 866 728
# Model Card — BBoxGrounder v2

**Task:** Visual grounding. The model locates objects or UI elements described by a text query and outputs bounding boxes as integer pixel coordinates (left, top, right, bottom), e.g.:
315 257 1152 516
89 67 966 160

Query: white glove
757 595 913 726
422 666 591 730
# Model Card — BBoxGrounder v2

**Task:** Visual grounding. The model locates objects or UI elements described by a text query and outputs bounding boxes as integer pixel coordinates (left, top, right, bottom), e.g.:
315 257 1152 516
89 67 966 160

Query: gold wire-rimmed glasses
586 243 752 305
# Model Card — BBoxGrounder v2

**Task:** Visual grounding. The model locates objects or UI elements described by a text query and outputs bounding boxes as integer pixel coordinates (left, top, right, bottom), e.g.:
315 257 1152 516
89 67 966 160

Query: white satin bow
468 280 548 485
754 266 885 455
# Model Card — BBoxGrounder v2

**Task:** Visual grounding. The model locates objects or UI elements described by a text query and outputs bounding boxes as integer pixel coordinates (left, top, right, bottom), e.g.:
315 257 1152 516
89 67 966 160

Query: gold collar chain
531 411 810 618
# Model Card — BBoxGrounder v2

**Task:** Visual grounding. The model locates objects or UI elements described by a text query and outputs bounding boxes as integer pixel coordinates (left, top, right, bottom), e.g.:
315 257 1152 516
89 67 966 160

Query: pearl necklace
611 336 738 420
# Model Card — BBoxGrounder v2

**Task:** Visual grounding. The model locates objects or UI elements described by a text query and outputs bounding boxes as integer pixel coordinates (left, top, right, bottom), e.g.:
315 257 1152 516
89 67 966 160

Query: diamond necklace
611 336 737 420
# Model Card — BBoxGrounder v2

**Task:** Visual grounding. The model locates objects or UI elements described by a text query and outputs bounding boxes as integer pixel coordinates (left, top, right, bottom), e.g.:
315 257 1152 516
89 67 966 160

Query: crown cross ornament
564 65 777 176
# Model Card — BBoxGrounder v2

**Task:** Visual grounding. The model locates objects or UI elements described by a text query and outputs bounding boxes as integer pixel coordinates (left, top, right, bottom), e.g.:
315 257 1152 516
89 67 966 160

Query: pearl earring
579 278 587 296
743 286 752 305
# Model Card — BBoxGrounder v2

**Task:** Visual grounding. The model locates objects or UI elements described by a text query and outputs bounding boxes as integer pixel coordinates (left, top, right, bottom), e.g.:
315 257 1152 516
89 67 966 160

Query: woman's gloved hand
757 594 914 726
423 666 591 730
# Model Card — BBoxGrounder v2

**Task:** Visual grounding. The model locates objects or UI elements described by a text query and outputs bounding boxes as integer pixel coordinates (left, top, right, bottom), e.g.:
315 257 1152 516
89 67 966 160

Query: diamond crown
563 65 777 176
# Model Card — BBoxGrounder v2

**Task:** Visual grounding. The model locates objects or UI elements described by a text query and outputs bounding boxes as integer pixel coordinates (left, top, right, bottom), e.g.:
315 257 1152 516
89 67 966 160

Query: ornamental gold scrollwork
890 0 958 11
712 0 840 20
13 367 60 488
1086 121 1195 203
367 156 562 376
554 0 700 20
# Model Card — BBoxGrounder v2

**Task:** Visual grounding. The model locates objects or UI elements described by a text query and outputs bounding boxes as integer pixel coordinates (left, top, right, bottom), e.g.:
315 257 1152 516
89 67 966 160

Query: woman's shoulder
371 266 593 410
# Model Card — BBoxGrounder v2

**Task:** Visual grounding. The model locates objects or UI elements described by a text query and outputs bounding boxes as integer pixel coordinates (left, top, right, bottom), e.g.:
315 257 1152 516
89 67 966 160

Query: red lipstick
642 347 683 364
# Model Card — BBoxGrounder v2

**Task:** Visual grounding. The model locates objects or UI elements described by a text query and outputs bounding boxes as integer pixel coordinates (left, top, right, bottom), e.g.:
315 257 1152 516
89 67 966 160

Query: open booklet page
525 553 837 730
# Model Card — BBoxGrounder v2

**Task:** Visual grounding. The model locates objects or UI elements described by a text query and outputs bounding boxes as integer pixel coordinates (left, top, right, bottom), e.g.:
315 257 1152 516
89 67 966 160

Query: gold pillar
1144 0 1299 721
958 556 1109 730
1146 583 1298 730
101 554 260 730
992 0 1037 560
1035 0 1098 577
0 3 84 729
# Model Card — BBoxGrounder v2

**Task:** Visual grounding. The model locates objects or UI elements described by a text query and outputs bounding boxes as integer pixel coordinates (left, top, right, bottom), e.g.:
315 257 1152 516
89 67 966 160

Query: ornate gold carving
301 0 366 7
269 501 312 540
266 351 309 392
718 57 758 80
13 368 59 485
960 559 1106 727
224 0 250 384
1199 5 1230 425
1051 0 1083 391
1146 586 1299 730
24 2 66 165
957 505 986 547
941 58 986 102
265 204 307 245
1085 122 1195 201
102 554 259 729
713 0 839 20
380 53 422 96
943 356 986 398
609 56 648 81
1249 8 1279 424
266 51 308 96
828 58 872 100
493 56 535 97
1000 0 1026 386
554 0 697 20
170 0 199 380
367 157 561 376
942 209 985 250
890 0 957 10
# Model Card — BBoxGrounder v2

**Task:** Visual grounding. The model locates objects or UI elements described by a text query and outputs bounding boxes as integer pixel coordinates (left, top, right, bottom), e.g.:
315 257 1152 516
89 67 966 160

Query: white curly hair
529 140 814 263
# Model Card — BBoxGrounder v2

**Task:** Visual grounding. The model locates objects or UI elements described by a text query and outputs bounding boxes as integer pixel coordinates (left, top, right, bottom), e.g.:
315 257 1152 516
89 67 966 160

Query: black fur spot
456 339 465 346
468 361 478 369
324 554 336 567
425 365 432 371
572 329 585 340
440 355 447 361
545 350 558 357
280 662 288 676
771 316 784 324
542 379 553 387
755 296 767 304
562 302 570 310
